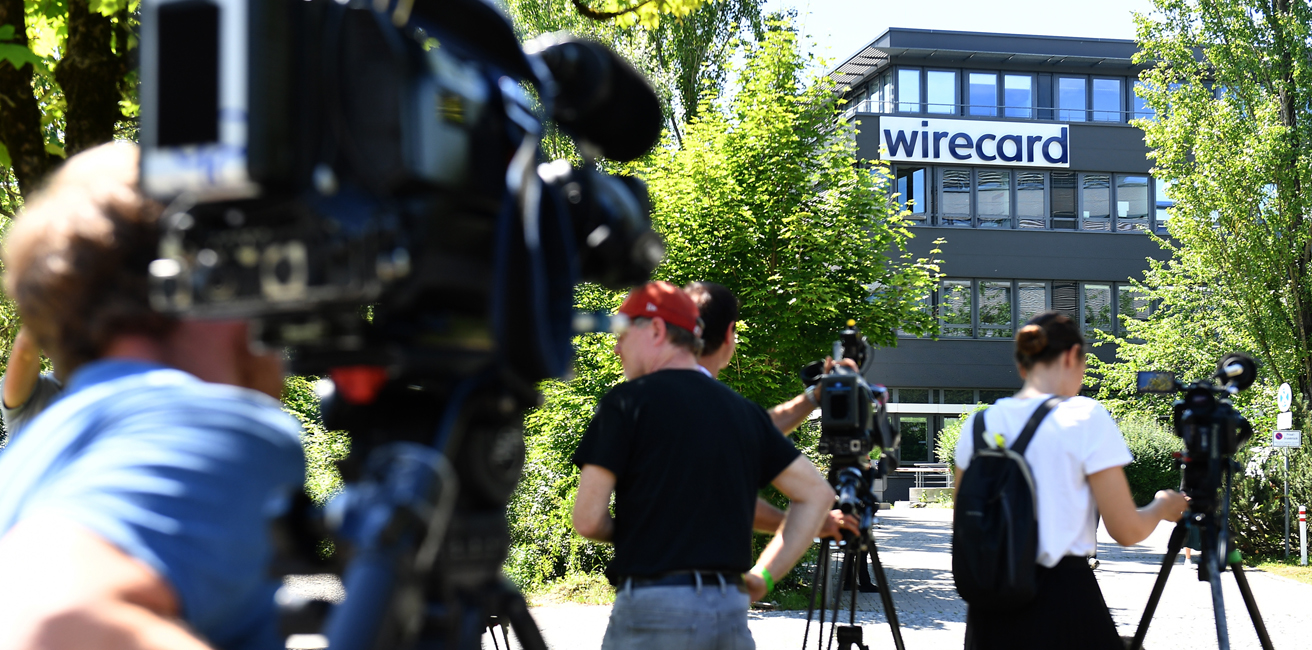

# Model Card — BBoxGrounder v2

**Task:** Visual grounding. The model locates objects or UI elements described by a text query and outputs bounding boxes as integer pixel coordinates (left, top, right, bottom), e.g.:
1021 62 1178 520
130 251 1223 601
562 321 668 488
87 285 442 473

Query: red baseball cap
618 281 702 336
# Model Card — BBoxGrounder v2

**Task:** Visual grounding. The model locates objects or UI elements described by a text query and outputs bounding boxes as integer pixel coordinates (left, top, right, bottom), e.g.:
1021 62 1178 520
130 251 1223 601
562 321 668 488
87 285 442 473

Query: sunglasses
611 315 651 338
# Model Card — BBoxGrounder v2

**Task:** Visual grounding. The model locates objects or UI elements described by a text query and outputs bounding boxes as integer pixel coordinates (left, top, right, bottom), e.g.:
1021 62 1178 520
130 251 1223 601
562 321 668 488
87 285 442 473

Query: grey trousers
601 580 755 650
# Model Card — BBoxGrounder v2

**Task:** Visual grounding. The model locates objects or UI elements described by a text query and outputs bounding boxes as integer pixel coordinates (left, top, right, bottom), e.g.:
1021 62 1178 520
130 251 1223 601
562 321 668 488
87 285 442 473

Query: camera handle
1128 520 1273 650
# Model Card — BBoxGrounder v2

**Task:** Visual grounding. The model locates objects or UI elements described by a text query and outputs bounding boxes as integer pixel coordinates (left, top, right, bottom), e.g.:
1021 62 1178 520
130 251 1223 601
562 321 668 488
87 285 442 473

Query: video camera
802 320 897 468
1137 352 1256 510
137 1 663 648
798 322 906 650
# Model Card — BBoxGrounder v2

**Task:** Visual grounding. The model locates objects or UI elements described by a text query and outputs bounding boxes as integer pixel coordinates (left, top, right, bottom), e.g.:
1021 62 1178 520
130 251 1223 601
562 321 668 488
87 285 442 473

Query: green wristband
761 567 775 594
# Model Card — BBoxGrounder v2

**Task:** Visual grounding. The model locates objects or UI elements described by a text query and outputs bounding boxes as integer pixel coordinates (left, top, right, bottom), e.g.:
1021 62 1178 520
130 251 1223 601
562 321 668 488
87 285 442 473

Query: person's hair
4 143 175 374
683 281 739 356
1014 311 1085 370
631 316 705 356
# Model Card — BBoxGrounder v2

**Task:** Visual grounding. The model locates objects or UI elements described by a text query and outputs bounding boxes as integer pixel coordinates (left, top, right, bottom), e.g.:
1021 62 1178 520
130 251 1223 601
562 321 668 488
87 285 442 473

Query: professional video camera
798 321 904 650
1129 353 1275 650
138 0 663 648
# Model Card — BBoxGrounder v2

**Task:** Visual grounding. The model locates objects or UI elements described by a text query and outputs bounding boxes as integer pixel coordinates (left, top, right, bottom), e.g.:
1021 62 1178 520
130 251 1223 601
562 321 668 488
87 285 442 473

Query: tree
1090 0 1312 556
0 0 137 196
505 19 941 588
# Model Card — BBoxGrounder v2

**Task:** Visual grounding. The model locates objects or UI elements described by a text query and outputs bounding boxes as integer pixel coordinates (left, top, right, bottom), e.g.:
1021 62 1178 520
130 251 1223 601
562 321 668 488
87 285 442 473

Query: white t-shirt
955 395 1133 568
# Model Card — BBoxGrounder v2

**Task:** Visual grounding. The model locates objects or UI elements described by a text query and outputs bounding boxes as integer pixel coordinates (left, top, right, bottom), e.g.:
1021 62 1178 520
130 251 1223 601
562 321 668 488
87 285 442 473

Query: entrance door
897 416 929 463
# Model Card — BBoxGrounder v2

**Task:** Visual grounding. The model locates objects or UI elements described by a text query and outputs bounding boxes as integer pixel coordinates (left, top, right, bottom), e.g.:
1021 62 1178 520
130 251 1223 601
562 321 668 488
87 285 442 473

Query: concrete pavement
500 508 1312 650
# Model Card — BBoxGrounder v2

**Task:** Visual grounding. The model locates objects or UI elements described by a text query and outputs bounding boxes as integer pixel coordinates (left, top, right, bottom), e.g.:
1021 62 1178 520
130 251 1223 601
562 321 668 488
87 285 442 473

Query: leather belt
623 570 744 589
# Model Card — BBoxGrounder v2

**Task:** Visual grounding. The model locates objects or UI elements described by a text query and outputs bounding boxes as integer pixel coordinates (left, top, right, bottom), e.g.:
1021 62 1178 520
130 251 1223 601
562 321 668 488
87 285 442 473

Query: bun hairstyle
1014 311 1085 370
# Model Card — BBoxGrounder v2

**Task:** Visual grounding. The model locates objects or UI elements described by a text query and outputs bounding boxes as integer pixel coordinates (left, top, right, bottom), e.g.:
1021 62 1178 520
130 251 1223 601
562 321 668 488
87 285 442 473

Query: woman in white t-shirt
955 312 1187 649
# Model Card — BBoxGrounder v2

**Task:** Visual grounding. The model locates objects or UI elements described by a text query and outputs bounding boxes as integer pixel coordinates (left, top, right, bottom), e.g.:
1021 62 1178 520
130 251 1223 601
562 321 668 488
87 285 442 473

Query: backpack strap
972 407 989 452
1011 396 1069 455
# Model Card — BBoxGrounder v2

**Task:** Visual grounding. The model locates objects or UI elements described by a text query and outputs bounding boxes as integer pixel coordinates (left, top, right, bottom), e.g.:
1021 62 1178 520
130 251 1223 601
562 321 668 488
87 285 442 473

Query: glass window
1092 78 1122 122
978 281 1013 337
942 389 975 404
1116 175 1149 232
1017 172 1045 228
939 168 972 227
1018 282 1047 324
969 72 997 117
869 81 882 114
898 68 921 113
1155 177 1175 234
1052 281 1078 321
897 388 930 403
883 73 894 113
1051 171 1077 229
1082 283 1113 333
1058 77 1086 121
1118 285 1151 333
895 166 929 223
979 389 1012 404
1081 173 1111 231
940 279 973 337
976 169 1011 228
1003 74 1034 119
1133 80 1154 119
899 417 929 463
927 70 957 114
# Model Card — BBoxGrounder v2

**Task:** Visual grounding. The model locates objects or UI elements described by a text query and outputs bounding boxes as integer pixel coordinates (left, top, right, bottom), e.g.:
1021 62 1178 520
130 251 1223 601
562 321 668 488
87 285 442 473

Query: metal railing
840 99 1154 124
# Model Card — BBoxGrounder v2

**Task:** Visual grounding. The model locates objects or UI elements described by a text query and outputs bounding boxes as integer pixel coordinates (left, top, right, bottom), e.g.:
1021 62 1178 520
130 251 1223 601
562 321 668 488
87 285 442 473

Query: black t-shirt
572 369 801 583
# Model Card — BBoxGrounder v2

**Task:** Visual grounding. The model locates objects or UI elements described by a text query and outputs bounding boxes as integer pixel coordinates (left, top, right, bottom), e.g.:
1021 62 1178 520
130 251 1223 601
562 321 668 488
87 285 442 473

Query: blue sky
768 0 1158 66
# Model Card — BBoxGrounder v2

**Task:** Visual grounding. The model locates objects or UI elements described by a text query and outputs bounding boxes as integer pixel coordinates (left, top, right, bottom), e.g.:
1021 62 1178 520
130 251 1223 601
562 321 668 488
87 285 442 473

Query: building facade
833 29 1171 500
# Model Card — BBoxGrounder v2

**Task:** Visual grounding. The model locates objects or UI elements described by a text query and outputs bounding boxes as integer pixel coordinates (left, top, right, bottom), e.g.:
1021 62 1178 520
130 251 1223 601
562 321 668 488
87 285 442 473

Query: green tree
505 19 941 588
1091 0 1312 555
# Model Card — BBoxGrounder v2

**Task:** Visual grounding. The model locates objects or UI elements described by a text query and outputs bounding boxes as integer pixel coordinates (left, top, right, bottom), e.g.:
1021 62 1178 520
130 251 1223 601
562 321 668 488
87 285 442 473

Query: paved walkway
499 508 1312 650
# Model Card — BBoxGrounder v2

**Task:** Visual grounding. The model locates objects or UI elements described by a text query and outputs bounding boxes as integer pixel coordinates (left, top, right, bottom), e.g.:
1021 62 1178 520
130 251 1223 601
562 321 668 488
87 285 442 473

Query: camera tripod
801 467 905 650
1128 470 1274 650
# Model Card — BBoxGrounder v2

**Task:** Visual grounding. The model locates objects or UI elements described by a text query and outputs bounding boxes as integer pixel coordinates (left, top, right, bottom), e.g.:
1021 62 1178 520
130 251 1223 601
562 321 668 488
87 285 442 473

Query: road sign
1274 430 1302 448
1278 411 1293 429
1278 383 1292 412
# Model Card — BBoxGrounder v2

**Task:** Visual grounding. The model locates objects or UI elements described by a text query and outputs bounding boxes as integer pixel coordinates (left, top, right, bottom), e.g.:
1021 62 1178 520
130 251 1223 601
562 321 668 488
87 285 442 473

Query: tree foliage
506 20 941 588
1091 0 1312 555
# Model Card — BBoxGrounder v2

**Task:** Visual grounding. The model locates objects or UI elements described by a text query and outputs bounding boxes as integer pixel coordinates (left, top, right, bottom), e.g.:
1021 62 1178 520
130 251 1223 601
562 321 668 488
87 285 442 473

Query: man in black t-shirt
572 281 834 650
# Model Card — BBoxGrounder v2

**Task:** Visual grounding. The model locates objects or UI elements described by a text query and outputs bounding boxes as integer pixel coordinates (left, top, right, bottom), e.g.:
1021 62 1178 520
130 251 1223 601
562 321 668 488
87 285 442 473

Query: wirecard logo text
878 117 1070 169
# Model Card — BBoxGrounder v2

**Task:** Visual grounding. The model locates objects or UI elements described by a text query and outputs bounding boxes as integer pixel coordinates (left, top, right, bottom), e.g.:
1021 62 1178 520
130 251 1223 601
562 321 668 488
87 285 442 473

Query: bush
1118 414 1183 506
936 403 986 466
282 375 351 504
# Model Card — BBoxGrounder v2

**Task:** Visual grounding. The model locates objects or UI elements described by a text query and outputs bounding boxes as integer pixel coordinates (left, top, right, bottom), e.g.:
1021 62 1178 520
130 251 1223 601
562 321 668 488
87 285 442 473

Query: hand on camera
815 357 860 398
818 509 860 540
1153 489 1188 521
744 570 769 602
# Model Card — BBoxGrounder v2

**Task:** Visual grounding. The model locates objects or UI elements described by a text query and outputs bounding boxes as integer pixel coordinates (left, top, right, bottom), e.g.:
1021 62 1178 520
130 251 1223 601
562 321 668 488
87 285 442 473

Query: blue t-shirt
0 359 306 650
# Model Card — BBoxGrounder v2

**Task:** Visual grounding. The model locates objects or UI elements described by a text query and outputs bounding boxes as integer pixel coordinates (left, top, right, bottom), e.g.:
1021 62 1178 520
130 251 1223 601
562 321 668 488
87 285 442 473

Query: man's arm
3 328 43 409
745 456 835 601
0 516 211 650
572 464 617 543
768 393 816 435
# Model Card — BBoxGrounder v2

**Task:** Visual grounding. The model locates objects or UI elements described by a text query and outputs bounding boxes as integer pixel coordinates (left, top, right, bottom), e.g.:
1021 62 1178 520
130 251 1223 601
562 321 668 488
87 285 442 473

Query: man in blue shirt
0 143 305 650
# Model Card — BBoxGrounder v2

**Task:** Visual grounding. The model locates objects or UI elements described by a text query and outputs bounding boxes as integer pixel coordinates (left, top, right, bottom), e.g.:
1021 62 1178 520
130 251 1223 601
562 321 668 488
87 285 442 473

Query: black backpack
952 396 1066 612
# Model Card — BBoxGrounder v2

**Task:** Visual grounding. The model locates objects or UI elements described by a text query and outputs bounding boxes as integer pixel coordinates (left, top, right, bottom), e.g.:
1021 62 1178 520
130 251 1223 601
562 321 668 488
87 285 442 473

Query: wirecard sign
879 116 1070 168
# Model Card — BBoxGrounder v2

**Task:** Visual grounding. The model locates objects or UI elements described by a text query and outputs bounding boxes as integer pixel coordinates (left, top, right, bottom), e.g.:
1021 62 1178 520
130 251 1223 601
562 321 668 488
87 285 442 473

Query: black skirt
964 556 1123 650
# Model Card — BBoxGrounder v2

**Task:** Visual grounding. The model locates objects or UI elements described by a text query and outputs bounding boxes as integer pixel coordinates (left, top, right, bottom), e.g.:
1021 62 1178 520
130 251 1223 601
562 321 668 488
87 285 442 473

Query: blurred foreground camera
138 1 664 649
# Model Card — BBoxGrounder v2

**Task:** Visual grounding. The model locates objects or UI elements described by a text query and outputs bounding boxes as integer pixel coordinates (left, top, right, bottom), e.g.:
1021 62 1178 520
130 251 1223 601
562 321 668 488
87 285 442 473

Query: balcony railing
839 99 1153 125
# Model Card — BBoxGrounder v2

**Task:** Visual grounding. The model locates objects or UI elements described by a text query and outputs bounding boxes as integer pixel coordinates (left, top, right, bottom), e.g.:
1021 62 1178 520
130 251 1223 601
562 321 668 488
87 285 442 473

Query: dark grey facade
835 29 1166 500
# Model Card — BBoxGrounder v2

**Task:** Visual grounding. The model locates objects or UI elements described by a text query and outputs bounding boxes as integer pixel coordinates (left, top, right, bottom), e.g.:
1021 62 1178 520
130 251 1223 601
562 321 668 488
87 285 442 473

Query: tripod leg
1208 563 1230 650
827 551 850 650
803 539 830 650
817 543 832 650
867 536 906 650
1129 521 1187 650
503 590 548 650
1230 563 1275 650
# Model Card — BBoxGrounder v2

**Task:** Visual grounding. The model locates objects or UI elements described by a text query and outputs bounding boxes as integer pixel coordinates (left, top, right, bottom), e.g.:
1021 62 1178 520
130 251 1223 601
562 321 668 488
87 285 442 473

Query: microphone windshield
528 35 663 162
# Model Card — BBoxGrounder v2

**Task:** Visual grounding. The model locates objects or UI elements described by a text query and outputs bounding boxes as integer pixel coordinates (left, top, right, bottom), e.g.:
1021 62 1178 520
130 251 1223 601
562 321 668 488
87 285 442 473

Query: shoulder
1050 396 1115 429
91 370 304 452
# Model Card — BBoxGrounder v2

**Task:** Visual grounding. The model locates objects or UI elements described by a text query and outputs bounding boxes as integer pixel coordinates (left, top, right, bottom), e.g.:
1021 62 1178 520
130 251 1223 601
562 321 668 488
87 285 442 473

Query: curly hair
4 143 175 375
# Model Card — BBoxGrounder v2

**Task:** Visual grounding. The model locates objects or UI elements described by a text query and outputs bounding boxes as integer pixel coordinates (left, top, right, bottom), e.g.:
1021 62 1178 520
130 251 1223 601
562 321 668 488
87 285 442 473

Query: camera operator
572 281 834 648
683 282 866 561
1 327 63 443
0 143 305 650
954 312 1187 649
